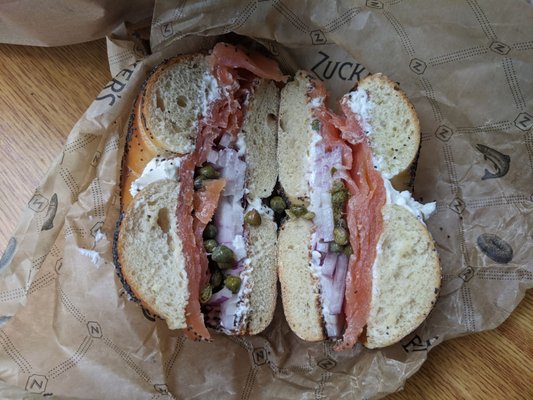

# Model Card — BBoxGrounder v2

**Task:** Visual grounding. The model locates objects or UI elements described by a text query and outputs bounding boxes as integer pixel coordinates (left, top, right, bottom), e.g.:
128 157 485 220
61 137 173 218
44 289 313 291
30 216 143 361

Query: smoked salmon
334 142 385 351
193 179 226 225
176 156 212 341
210 42 288 83
307 79 386 351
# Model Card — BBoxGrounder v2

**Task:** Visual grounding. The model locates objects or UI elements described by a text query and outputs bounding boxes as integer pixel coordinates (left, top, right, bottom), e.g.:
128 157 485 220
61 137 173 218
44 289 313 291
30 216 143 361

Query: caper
344 244 353 256
204 239 218 253
332 190 349 206
224 275 241 294
335 217 348 230
200 284 212 304
329 242 344 253
198 164 220 179
289 205 306 217
311 119 320 132
331 180 345 193
210 268 223 288
270 196 286 214
194 176 204 190
302 211 316 220
211 245 235 264
217 262 233 270
245 209 262 226
333 227 349 245
203 223 217 239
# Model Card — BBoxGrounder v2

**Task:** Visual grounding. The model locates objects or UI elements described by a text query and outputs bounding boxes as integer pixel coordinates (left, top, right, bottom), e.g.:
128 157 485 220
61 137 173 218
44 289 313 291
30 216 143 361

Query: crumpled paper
0 1 532 399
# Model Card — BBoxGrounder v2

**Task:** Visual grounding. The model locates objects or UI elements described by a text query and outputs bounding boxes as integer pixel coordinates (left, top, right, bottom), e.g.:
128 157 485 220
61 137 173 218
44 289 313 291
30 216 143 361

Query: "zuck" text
311 51 367 82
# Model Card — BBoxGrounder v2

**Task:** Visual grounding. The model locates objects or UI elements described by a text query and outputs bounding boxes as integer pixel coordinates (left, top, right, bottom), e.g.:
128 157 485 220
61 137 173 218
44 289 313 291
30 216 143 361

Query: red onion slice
313 192 334 242
324 313 343 338
209 287 233 305
207 149 219 164
214 198 236 244
219 132 233 147
217 148 246 197
321 252 338 278
309 143 344 243
328 253 349 314
315 239 329 253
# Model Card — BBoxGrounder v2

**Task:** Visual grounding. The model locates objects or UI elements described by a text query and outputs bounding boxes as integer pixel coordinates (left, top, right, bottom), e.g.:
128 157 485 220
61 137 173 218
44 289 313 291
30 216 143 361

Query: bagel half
277 71 441 349
114 43 284 339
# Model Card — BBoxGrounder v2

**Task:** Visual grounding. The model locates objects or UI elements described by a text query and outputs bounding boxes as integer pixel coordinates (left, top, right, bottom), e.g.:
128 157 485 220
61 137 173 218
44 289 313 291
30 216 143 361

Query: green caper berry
329 242 344 253
245 209 262 226
199 164 220 179
344 244 353 256
285 209 296 219
200 284 212 304
332 190 349 206
335 217 348 230
224 275 241 294
333 227 349 245
203 223 217 239
289 205 306 217
204 239 218 253
210 268 223 288
311 119 320 132
211 245 235 264
302 211 316 220
194 176 204 190
270 196 286 213
217 262 233 270
331 180 345 193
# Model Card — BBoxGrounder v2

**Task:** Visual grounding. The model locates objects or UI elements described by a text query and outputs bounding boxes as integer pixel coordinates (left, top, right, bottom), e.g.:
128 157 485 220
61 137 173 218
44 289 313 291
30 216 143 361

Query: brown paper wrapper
0 0 154 47
1 1 532 399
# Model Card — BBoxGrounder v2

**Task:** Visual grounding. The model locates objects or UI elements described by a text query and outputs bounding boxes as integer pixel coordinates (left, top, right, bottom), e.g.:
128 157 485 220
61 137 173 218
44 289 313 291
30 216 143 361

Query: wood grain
0 40 110 249
0 39 531 400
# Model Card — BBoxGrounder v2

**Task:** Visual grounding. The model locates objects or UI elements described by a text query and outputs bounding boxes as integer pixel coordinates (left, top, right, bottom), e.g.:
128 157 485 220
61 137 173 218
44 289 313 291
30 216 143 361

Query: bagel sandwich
114 43 286 341
277 72 441 350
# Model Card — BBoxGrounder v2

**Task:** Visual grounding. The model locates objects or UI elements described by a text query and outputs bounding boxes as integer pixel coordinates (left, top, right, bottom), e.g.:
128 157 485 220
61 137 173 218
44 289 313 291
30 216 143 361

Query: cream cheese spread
382 178 436 221
201 72 222 117
129 156 181 198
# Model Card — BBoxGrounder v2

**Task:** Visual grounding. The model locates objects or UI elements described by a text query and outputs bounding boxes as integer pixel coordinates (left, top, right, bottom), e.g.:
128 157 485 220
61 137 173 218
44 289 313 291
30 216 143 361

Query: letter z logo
28 194 49 213
514 112 533 131
161 23 174 38
489 41 511 55
409 58 427 75
87 321 103 338
26 375 48 393
310 30 327 45
252 347 268 366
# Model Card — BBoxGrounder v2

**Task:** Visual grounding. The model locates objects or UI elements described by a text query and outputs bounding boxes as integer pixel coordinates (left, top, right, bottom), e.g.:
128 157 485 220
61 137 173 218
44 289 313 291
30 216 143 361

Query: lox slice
304 77 387 350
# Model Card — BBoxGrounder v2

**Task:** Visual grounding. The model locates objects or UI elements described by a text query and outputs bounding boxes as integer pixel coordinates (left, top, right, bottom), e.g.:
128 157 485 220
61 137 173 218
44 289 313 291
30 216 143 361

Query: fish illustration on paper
475 144 510 180
477 233 513 264
0 237 16 270
41 193 58 231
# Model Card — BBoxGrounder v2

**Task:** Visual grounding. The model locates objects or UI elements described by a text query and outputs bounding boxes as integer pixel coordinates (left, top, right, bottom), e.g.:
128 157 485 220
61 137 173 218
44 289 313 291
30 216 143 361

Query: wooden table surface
0 39 531 400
